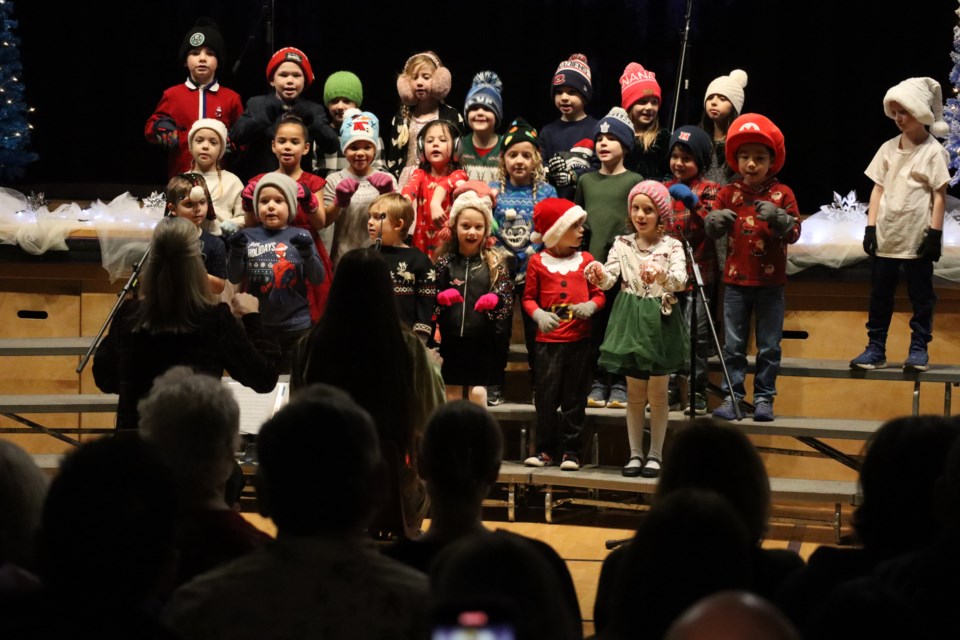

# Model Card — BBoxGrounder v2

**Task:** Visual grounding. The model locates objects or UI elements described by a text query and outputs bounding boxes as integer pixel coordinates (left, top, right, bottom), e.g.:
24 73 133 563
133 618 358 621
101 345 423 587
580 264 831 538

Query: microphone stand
232 0 275 75
675 224 741 420
76 241 150 374
670 0 695 132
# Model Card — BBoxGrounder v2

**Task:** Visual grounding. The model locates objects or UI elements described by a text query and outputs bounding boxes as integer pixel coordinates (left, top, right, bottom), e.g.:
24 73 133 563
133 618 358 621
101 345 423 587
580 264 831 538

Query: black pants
534 339 593 458
867 256 936 349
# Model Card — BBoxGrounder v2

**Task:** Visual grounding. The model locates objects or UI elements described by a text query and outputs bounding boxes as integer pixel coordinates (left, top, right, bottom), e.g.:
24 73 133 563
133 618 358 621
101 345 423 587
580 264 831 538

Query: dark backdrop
11 0 958 210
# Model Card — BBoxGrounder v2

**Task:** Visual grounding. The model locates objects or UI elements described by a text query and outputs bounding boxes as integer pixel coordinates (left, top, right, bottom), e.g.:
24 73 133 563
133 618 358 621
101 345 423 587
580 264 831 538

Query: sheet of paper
223 378 289 435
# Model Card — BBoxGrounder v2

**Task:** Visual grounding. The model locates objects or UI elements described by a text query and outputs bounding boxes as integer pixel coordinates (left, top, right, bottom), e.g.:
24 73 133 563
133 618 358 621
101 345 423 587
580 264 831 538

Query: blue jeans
721 284 785 403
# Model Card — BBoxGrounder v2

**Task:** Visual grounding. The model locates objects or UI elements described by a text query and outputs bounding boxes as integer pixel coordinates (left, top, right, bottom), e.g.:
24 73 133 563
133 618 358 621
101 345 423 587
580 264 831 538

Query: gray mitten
704 209 737 238
570 301 598 319
755 201 795 237
532 308 561 333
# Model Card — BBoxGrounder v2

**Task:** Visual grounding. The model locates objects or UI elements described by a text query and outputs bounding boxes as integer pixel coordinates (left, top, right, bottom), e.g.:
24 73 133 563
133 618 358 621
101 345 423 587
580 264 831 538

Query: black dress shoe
640 457 661 478
621 456 644 477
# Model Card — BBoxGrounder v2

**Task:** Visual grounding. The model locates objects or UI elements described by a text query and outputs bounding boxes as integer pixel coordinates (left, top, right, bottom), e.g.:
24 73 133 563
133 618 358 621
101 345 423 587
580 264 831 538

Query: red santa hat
532 198 587 249
725 113 786 176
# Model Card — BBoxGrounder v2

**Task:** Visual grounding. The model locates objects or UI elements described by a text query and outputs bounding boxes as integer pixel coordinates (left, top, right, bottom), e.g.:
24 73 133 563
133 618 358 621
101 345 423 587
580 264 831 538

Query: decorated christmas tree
0 0 36 181
946 1 960 185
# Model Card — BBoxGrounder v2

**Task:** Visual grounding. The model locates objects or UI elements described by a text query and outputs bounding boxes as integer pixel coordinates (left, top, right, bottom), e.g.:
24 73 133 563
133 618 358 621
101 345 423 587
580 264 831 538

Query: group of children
146 18 952 478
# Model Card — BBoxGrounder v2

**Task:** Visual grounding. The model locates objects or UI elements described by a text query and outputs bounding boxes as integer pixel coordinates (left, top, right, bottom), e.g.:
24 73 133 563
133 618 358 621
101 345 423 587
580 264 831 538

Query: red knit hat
266 47 315 87
620 62 661 110
725 113 786 176
532 198 587 249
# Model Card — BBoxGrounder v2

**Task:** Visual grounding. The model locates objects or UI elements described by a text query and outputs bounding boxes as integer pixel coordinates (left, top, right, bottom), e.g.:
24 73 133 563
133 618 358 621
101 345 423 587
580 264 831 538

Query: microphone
374 212 386 252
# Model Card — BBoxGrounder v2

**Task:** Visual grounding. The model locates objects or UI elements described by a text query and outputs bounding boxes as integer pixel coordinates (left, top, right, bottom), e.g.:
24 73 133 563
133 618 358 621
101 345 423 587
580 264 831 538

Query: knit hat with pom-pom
339 108 380 153
594 107 636 152
704 69 748 114
552 53 593 102
883 77 950 138
464 71 504 127
449 191 494 232
620 62 661 110
532 198 587 249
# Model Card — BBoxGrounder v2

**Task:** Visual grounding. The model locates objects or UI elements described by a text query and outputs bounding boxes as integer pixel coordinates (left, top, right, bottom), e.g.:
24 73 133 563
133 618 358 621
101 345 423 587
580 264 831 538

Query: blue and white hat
594 107 635 152
339 108 380 153
464 71 504 127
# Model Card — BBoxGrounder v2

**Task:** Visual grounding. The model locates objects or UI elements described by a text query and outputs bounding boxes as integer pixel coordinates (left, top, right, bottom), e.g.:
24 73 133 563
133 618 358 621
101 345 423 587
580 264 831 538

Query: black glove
287 102 315 128
862 225 877 256
755 201 795 237
153 117 179 148
918 228 942 262
289 232 314 259
547 154 571 187
228 231 249 252
704 209 737 238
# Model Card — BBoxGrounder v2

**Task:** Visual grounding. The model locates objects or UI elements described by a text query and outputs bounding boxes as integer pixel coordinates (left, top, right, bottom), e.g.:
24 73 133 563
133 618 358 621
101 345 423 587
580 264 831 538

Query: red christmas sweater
715 177 801 287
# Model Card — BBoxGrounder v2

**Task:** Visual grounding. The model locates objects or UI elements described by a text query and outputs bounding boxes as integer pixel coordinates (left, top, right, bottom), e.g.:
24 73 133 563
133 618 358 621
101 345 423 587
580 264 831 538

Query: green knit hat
323 71 363 107
501 118 540 151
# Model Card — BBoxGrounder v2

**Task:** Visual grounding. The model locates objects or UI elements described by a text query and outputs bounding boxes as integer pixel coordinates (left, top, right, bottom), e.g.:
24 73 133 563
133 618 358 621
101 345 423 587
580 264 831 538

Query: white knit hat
704 69 748 114
188 118 228 161
883 77 950 138
448 191 494 231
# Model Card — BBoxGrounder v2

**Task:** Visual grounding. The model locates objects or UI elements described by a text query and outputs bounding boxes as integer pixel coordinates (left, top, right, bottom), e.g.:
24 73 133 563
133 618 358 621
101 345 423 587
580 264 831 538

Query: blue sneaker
850 344 886 370
903 347 929 372
753 399 775 422
712 397 742 421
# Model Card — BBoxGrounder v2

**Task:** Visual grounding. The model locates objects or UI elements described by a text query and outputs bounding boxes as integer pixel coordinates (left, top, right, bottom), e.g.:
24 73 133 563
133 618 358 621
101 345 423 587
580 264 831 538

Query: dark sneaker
524 452 554 467
903 347 929 372
713 397 742 421
684 392 708 416
607 383 628 408
667 383 682 411
587 382 609 408
753 399 775 422
486 385 505 406
850 344 887 370
560 453 580 471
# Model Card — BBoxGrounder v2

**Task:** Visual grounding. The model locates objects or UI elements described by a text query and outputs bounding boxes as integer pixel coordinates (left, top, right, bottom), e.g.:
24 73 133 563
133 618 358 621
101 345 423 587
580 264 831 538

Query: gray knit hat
254 173 299 224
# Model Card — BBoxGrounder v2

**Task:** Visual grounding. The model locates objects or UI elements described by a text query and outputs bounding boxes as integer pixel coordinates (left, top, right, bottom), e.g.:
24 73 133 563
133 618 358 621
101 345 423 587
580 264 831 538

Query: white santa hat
532 198 587 249
883 77 949 138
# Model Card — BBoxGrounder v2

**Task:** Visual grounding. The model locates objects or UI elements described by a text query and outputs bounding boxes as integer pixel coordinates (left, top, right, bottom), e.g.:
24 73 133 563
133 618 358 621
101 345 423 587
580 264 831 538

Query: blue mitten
668 183 699 210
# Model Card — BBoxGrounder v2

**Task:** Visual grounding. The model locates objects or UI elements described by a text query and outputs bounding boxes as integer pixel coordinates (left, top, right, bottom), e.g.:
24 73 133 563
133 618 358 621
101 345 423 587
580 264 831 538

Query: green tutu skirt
599 294 690 378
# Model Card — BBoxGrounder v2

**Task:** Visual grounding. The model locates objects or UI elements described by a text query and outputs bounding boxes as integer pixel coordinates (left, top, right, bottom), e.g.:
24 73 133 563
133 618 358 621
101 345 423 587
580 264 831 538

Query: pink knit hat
627 181 672 221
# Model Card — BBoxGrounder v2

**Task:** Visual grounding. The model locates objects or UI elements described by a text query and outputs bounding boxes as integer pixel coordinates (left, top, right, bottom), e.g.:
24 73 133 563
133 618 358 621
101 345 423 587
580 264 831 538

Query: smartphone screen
431 608 516 640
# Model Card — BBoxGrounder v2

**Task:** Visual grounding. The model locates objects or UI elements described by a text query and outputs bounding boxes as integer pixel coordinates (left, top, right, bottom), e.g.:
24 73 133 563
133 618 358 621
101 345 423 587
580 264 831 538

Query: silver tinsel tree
946 2 960 185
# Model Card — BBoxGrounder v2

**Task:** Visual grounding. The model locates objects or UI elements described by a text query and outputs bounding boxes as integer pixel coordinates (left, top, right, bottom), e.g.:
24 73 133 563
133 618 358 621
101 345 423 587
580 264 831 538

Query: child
165 172 227 295
323 109 397 266
619 62 670 180
487 118 558 406
367 193 436 343
228 172 324 372
460 71 504 183
241 115 334 322
401 119 469 261
523 198 605 471
576 107 643 409
663 125 722 415
385 51 465 189
584 181 688 478
319 70 384 178
230 47 339 181
699 69 748 186
145 18 243 178
187 118 245 235
541 53 599 199
850 77 950 372
704 113 800 422
434 191 513 405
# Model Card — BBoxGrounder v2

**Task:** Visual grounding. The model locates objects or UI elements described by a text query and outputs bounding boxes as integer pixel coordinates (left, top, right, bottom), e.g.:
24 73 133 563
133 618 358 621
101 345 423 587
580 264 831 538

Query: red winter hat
266 47 315 87
620 62 661 110
532 198 587 249
725 113 786 176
